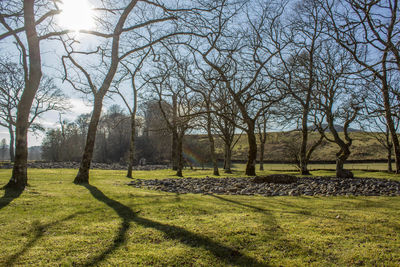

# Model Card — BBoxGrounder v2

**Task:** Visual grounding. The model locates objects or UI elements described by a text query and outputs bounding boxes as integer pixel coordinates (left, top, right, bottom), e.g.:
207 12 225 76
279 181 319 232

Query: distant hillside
186 131 392 162
306 124 361 133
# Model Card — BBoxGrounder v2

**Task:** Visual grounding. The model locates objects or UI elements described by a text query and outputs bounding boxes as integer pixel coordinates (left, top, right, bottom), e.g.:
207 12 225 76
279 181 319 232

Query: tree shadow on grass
211 195 319 261
82 183 270 267
4 212 84 266
0 186 24 211
211 195 269 213
211 195 313 216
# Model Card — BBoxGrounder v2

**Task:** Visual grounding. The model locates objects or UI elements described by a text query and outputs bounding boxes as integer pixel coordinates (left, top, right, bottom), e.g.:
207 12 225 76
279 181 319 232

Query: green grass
1 167 400 266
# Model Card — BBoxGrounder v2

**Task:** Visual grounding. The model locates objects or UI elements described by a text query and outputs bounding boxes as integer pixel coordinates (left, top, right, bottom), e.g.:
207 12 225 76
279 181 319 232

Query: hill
186 131 392 163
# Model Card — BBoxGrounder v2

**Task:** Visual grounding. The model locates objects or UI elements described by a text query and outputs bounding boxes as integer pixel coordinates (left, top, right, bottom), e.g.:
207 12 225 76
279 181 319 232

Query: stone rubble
128 176 400 196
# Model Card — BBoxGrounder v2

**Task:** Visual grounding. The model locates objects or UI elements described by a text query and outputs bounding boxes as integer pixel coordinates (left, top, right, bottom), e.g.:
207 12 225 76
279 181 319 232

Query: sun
58 0 94 32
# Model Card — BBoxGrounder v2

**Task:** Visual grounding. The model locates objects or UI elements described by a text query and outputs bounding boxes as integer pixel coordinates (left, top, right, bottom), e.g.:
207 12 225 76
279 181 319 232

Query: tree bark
381 77 400 173
385 126 393 172
299 110 311 175
171 132 178 170
176 133 183 177
127 77 138 178
171 93 178 170
259 143 264 171
335 147 351 177
74 95 103 184
258 120 267 171
8 125 15 162
126 112 136 178
336 154 345 174
326 113 353 178
388 147 393 172
4 0 42 190
224 143 232 173
245 123 257 176
206 108 219 176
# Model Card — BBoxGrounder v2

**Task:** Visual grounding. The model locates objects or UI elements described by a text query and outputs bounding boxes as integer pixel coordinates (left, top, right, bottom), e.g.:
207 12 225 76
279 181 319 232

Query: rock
127 176 400 197
252 174 298 184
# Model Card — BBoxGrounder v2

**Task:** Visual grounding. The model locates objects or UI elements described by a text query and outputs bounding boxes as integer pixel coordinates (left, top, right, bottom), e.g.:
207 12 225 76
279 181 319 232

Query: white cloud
69 97 93 116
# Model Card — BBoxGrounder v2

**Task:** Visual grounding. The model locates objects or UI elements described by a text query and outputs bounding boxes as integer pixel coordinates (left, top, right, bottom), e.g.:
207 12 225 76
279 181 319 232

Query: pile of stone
0 162 168 170
128 175 400 196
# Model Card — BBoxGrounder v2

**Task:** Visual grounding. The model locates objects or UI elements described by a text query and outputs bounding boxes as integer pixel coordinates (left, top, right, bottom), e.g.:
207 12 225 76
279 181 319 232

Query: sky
0 0 132 147
0 97 94 146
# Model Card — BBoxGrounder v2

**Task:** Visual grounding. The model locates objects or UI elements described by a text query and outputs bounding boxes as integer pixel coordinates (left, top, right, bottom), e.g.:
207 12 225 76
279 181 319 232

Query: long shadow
83 184 270 267
211 195 313 216
211 195 269 213
211 195 319 259
4 212 84 266
0 186 24 211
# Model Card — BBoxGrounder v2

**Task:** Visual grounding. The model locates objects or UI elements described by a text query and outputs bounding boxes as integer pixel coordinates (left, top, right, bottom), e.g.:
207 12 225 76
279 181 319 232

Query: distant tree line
41 104 213 167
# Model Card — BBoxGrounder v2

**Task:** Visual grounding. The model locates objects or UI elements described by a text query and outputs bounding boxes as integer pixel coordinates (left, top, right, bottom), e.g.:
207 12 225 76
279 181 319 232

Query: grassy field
1 167 400 266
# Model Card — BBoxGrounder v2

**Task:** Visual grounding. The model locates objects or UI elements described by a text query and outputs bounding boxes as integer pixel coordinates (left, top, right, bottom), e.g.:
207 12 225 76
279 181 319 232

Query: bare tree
185 0 287 176
211 85 242 173
0 60 22 162
0 0 67 189
271 0 327 174
361 77 400 172
147 57 199 177
314 43 364 178
111 50 151 178
60 0 182 184
0 67 69 163
365 117 398 172
162 44 221 176
256 114 269 171
321 0 400 173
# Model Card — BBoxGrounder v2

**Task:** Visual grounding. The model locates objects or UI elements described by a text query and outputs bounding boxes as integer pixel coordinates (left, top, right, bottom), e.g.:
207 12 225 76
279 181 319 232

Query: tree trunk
326 110 353 178
206 109 219 176
224 143 232 173
335 147 353 178
381 53 400 173
259 142 264 171
223 148 227 170
209 137 219 176
176 134 183 177
8 126 15 162
171 132 178 170
299 37 314 176
245 124 257 176
299 112 310 175
387 145 393 172
74 95 104 184
127 79 138 178
336 156 345 175
382 90 400 173
171 94 178 170
126 112 136 178
258 121 267 172
4 0 42 190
